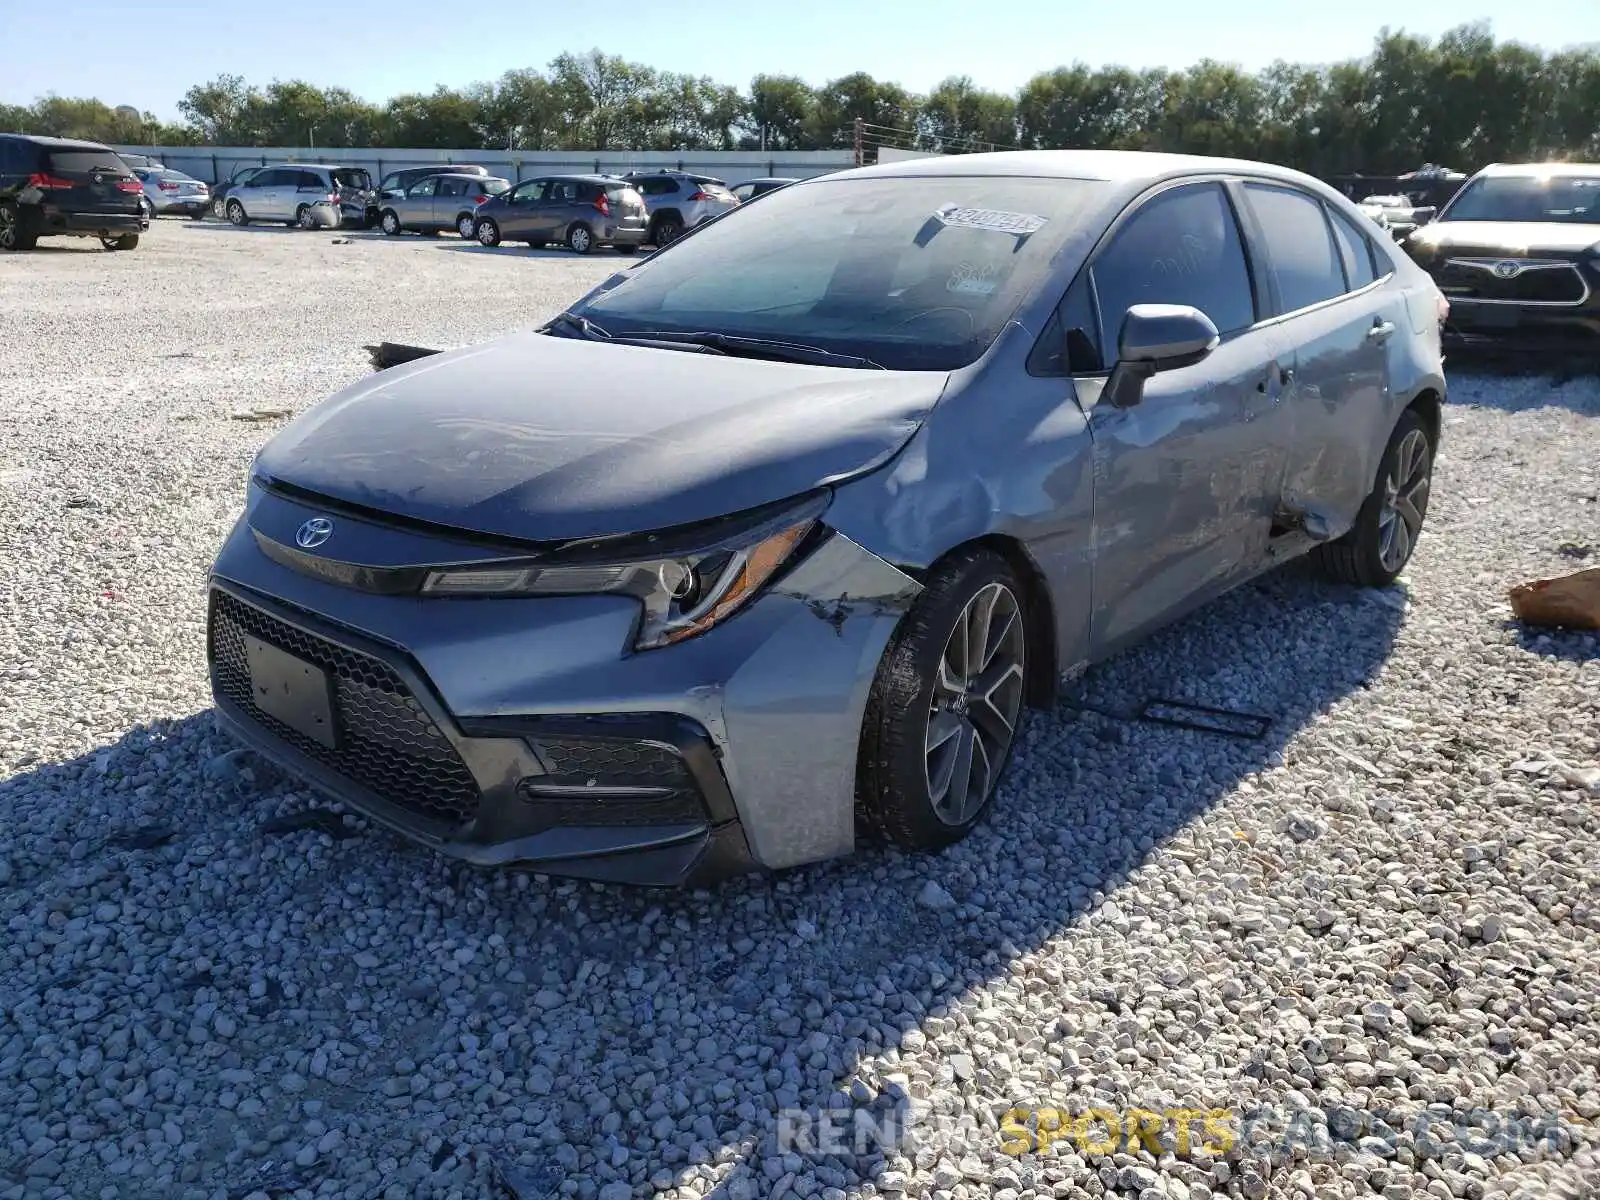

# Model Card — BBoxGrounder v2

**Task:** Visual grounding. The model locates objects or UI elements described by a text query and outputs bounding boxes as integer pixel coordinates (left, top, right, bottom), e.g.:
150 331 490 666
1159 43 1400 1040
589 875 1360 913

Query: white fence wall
117 145 859 186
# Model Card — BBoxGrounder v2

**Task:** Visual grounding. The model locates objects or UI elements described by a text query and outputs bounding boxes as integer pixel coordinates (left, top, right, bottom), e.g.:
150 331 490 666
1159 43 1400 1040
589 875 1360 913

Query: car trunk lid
38 149 141 214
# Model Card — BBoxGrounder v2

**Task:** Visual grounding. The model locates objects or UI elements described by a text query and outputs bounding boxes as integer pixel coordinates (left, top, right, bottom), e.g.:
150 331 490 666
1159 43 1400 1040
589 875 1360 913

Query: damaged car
207 150 1447 885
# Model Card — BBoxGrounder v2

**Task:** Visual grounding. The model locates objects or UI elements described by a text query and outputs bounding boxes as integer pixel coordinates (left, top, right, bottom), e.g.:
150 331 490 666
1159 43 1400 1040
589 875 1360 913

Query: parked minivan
0 133 147 251
222 163 374 229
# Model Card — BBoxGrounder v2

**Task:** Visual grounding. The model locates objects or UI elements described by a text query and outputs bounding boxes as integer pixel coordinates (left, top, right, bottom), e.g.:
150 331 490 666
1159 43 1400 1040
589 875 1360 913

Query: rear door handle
1368 320 1396 342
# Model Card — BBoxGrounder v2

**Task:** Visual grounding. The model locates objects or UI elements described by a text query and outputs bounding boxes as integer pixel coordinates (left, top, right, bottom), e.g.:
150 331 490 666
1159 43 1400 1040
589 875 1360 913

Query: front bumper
206 488 921 884
1442 301 1600 358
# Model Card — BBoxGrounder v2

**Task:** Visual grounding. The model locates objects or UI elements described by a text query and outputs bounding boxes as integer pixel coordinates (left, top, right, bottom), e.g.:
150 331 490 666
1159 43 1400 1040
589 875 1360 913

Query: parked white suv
223 163 374 229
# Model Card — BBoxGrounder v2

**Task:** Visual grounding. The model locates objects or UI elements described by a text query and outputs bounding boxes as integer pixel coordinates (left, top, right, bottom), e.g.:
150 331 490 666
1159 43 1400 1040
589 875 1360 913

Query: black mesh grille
523 737 706 826
538 739 691 786
208 590 481 827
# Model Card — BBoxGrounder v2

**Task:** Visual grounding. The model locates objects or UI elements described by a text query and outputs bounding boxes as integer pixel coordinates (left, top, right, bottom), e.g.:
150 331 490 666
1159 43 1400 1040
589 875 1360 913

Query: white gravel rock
2 224 1599 1200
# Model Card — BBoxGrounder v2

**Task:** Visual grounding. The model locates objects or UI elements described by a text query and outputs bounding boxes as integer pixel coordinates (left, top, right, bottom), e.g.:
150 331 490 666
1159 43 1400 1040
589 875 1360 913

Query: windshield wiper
625 331 886 370
543 312 727 355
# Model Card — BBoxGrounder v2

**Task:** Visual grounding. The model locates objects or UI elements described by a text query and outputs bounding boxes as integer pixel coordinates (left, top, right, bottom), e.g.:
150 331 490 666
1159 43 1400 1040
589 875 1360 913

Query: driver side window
511 179 547 204
409 177 439 198
1092 183 1257 349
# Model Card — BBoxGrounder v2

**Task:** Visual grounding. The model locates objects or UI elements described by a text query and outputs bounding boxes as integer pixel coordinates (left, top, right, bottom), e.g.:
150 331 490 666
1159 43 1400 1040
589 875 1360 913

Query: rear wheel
226 200 247 226
857 548 1029 851
566 223 595 254
379 210 402 236
456 214 475 239
475 218 501 247
101 233 140 251
0 202 36 251
1310 407 1434 587
296 205 318 230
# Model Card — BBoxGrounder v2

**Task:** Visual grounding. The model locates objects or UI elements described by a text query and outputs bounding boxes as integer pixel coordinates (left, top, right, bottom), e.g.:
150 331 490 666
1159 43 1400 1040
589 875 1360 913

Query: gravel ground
1 220 1597 1200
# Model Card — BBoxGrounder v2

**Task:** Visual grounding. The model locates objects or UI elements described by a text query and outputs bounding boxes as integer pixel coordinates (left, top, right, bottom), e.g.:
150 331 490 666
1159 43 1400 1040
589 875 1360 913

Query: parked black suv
1402 161 1600 355
0 134 147 251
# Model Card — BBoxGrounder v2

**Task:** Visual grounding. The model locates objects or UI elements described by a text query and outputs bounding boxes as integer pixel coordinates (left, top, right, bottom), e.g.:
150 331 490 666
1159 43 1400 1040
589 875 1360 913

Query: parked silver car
622 170 738 244
134 167 209 219
377 173 510 238
224 163 373 228
207 150 1447 886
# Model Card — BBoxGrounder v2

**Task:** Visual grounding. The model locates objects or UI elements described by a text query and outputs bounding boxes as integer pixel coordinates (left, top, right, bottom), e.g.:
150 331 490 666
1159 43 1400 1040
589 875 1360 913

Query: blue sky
4 0 1597 119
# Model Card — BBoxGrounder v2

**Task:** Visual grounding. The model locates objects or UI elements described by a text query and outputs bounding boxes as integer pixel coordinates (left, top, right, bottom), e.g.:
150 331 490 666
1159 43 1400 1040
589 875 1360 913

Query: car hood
1415 220 1600 255
253 331 947 544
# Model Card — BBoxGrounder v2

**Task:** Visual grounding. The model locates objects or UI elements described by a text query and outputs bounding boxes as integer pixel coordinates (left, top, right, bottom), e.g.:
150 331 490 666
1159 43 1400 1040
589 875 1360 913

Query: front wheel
1310 407 1434 587
379 210 402 236
212 196 227 219
475 218 501 247
226 200 247 226
857 548 1029 851
101 234 140 251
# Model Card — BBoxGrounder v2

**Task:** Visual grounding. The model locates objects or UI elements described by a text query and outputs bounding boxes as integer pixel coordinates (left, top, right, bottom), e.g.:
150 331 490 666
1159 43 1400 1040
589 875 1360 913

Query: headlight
420 494 827 650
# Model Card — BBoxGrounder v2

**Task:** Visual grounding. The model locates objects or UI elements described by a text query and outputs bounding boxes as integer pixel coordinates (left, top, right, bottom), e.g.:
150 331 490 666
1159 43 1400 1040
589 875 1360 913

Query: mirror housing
1106 304 1221 408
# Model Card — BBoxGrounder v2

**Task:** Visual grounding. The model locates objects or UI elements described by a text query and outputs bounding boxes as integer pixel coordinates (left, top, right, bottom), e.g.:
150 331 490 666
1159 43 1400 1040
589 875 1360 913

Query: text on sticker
933 204 1048 236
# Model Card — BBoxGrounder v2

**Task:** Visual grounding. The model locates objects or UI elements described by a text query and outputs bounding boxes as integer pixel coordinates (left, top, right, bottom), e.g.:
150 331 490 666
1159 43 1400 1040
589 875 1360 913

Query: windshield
1443 173 1600 224
332 168 371 190
577 175 1102 371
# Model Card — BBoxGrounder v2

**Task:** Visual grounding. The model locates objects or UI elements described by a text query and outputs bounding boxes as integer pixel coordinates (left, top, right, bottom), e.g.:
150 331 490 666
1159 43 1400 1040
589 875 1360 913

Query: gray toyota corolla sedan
207 150 1447 886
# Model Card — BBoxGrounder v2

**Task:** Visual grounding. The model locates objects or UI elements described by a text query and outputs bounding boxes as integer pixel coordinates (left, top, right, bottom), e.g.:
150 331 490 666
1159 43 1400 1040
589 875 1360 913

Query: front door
400 176 439 229
500 178 548 239
1076 180 1290 657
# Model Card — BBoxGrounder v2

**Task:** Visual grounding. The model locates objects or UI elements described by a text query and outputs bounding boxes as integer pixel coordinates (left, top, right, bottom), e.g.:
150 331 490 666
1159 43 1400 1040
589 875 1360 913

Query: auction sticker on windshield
932 203 1049 236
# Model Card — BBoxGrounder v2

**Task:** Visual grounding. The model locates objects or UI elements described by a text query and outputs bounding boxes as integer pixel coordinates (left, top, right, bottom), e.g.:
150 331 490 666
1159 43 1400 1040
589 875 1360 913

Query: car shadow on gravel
0 567 1408 1199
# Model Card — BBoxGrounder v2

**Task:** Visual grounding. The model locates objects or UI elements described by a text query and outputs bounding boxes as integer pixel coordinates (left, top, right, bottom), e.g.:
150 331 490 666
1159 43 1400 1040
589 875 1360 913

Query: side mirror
1105 304 1220 409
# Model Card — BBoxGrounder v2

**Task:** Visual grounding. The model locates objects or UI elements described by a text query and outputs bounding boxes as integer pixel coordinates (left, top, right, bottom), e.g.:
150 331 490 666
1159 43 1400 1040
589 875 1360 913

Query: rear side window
549 180 581 202
481 179 509 196
1328 206 1381 289
297 170 326 190
437 178 466 197
1243 183 1347 312
1091 182 1257 346
409 177 440 197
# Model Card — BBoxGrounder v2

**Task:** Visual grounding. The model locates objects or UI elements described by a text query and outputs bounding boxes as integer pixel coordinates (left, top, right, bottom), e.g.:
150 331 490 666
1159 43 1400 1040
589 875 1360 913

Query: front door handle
1368 320 1396 342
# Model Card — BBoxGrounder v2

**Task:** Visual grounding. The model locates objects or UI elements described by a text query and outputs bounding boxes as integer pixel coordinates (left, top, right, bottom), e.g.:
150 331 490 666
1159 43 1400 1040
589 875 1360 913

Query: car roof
4 134 116 151
844 148 1328 189
1473 161 1600 178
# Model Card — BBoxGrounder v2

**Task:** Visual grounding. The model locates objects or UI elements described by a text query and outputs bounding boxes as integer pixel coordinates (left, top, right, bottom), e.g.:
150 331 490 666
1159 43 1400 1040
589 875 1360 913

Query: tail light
115 180 143 194
687 190 709 202
593 193 611 216
472 194 489 206
327 193 339 204
27 173 76 190
159 181 180 192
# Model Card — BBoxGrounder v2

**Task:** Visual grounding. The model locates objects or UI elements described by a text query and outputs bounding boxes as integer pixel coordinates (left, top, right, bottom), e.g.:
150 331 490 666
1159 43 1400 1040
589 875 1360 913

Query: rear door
543 179 583 240
1237 182 1397 535
433 177 468 228
293 169 331 216
40 145 141 216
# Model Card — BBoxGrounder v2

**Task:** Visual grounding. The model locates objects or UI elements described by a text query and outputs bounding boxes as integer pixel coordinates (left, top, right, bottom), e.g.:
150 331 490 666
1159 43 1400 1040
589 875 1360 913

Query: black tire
189 210 206 221
566 222 595 254
422 228 442 237
856 547 1029 852
379 210 403 236
226 200 247 226
615 244 638 255
475 218 501 248
0 201 36 251
102 234 140 251
1310 407 1434 587
650 214 682 246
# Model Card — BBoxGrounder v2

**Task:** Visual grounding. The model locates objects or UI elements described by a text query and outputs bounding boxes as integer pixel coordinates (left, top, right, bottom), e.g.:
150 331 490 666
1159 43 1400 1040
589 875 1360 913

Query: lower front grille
520 734 707 826
208 589 481 827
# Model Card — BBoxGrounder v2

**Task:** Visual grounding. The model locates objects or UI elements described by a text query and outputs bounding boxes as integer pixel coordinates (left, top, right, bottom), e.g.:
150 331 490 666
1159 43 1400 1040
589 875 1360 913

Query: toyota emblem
1493 260 1522 279
295 517 334 550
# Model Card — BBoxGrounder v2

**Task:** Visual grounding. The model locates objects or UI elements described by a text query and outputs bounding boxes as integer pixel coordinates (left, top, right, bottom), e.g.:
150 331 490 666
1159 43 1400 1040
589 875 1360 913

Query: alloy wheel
924 582 1026 826
0 207 15 250
1377 428 1431 573
476 220 499 247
